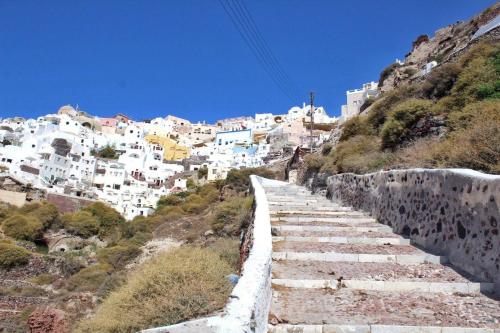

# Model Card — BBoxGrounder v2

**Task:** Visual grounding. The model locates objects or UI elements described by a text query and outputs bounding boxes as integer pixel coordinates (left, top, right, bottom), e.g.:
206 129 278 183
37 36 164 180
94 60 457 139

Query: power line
218 0 301 102
232 0 302 99
219 0 295 101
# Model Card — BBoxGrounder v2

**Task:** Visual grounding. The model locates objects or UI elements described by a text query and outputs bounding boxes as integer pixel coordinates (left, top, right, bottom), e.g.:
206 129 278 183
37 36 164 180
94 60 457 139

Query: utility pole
309 91 314 153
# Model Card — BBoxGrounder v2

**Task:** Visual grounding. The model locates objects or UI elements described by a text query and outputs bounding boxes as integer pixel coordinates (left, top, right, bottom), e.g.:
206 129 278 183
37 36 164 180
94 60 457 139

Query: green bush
157 194 184 209
62 211 99 238
29 203 59 228
0 242 31 268
97 243 141 269
381 98 432 148
75 247 233 333
450 42 498 108
366 86 417 131
340 116 373 141
83 202 124 237
421 63 461 99
2 214 44 241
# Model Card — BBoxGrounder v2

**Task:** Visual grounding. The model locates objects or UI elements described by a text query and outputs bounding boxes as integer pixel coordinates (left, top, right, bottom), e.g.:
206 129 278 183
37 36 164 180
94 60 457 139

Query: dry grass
75 246 232 333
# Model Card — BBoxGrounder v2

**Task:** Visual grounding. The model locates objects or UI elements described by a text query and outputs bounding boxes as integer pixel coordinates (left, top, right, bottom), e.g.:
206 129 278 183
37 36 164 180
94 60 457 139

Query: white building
340 81 379 121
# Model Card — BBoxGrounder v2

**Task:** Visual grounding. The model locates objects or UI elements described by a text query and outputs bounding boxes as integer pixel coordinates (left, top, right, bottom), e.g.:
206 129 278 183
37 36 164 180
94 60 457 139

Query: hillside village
0 2 498 333
0 101 342 219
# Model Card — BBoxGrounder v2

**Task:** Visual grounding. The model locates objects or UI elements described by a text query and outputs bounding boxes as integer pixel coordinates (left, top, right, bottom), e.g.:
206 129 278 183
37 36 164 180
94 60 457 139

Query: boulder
27 307 69 333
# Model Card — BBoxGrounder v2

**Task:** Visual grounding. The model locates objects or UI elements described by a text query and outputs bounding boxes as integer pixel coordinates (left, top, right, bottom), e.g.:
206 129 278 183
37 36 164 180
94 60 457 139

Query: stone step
274 228 401 238
271 279 494 293
272 216 372 223
271 260 477 283
273 241 423 256
271 220 378 227
269 324 500 333
269 205 351 212
272 225 394 234
271 211 366 217
269 288 500 330
272 252 445 264
272 236 410 245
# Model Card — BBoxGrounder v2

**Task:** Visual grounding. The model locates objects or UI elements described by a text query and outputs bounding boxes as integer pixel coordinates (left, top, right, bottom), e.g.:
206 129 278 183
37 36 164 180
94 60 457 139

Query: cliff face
379 3 500 93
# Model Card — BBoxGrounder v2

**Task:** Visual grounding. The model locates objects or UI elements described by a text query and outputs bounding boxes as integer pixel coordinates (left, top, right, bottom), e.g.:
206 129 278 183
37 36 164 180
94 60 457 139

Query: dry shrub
303 154 327 173
75 247 232 333
206 238 240 271
61 211 99 238
211 195 253 236
97 243 141 269
66 263 113 292
339 116 373 141
0 242 31 268
333 135 391 174
391 137 442 169
440 109 500 173
2 214 44 241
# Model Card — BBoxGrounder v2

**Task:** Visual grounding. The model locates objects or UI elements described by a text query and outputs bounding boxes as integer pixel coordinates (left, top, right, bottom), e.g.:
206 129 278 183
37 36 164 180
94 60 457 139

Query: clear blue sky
0 0 495 122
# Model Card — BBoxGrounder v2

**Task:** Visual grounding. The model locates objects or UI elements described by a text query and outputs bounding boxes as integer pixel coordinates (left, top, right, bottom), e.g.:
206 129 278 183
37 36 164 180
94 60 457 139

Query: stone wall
327 169 500 284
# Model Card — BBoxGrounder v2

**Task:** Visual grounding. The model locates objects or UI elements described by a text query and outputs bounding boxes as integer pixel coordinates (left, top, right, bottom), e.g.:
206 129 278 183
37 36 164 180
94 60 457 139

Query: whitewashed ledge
142 175 287 333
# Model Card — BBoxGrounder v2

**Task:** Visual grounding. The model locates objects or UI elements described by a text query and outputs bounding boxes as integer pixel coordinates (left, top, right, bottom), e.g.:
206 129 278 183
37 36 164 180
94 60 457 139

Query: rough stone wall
46 193 95 213
327 169 500 284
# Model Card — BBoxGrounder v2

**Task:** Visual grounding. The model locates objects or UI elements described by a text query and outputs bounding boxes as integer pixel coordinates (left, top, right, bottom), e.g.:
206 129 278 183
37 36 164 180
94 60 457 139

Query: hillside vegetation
0 167 278 332
306 41 500 176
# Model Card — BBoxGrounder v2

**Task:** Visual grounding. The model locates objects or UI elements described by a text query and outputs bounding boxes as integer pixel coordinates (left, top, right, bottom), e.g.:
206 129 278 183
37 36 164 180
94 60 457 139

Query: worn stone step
272 236 410 245
269 324 500 333
272 225 394 234
269 206 352 212
272 260 479 283
272 252 445 264
271 278 495 293
272 216 372 223
271 211 366 217
271 220 379 227
274 228 401 238
273 241 420 255
269 288 500 330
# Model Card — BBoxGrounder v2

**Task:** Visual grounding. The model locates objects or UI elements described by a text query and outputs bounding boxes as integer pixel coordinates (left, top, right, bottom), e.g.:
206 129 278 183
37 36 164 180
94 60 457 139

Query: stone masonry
326 169 500 285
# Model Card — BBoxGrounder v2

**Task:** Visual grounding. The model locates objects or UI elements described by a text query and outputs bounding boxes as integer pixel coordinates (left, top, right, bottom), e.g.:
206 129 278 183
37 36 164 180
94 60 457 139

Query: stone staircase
263 183 500 333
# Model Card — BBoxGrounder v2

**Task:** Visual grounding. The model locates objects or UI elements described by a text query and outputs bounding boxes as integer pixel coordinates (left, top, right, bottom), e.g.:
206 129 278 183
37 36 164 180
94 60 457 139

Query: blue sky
0 0 496 122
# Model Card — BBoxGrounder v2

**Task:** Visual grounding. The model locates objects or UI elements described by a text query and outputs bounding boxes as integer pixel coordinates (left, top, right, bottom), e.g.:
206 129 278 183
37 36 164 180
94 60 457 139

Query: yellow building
145 134 190 161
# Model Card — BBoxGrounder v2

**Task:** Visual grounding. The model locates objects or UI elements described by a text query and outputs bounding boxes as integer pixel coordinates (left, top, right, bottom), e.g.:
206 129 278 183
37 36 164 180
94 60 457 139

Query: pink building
99 118 118 134
282 118 307 146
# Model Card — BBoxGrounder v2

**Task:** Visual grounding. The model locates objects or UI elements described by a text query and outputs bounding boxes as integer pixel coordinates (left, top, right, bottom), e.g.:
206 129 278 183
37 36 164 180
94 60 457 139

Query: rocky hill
296 3 499 188
379 3 500 92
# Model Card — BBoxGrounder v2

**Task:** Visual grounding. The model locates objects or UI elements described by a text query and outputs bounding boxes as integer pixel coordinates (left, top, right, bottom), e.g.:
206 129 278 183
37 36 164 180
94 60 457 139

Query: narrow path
264 183 500 333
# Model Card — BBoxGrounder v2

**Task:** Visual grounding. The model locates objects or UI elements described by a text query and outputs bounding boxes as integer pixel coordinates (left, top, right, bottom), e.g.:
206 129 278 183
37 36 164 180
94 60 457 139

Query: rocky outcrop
380 3 500 92
28 307 69 333
327 169 500 285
